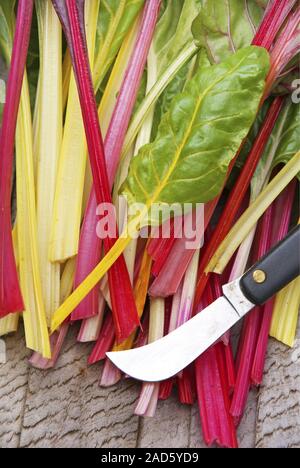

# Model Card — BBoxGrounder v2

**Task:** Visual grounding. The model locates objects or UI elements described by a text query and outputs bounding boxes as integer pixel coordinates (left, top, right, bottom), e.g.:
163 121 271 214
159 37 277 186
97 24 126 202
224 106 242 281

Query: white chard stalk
35 0 62 325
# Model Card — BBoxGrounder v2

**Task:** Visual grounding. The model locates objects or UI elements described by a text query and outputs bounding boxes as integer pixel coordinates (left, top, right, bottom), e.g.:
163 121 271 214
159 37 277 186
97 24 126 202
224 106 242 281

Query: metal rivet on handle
253 269 266 284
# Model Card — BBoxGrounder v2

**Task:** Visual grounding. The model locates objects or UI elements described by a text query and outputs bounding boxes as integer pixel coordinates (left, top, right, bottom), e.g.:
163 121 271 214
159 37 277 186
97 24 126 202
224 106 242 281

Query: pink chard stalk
0 0 35 316
251 180 297 385
252 0 297 50
195 283 238 449
230 202 275 424
264 4 300 99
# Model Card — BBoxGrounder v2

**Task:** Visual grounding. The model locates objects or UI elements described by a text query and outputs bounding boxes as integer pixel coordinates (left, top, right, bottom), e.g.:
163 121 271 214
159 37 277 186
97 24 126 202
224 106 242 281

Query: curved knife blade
107 290 253 382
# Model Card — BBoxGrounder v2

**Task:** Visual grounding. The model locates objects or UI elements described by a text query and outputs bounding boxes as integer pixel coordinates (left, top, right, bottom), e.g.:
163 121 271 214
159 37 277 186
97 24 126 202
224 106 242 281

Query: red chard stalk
71 0 162 324
88 313 115 365
52 0 142 342
0 0 35 316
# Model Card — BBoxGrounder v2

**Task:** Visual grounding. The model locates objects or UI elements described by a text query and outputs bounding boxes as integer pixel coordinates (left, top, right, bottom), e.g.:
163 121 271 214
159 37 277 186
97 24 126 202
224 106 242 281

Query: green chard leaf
0 0 14 123
235 97 271 169
245 100 300 199
272 102 300 174
153 0 201 75
94 0 144 90
0 0 15 61
192 0 266 63
150 0 201 140
121 46 270 219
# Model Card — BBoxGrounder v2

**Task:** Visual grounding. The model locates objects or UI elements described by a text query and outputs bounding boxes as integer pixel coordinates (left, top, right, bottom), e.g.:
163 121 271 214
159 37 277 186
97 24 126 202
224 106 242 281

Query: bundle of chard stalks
0 0 299 448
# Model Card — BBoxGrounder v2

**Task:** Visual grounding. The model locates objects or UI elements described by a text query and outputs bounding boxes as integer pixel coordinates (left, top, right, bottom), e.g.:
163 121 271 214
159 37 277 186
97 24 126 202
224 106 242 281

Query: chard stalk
16 73 50 357
53 0 142 343
77 295 105 343
112 246 153 353
251 180 296 384
263 6 300 99
230 203 274 423
100 38 160 308
178 366 195 405
35 0 62 325
0 0 33 317
71 0 161 328
72 22 140 321
88 313 115 364
270 275 300 347
135 297 165 417
195 284 237 448
0 2 49 352
252 0 297 49
0 313 19 337
207 152 300 274
100 245 153 386
100 359 122 388
0 230 19 336
28 255 77 366
50 0 100 263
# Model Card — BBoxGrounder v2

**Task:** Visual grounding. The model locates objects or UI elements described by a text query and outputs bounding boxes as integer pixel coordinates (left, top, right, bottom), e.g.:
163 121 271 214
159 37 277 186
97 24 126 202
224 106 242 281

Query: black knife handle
240 225 300 305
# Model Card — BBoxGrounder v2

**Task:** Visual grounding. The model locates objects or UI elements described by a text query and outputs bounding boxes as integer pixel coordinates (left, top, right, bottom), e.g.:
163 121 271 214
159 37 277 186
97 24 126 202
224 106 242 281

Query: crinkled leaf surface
121 46 270 220
192 0 267 63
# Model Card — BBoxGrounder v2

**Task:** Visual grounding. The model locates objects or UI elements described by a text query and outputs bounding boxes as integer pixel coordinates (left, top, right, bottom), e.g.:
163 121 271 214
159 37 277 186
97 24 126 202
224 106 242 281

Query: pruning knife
107 225 300 382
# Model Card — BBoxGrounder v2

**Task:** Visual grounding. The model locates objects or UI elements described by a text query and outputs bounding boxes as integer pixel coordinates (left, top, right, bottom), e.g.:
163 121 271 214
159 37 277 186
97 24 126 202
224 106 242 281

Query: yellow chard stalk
270 277 300 348
206 153 300 274
270 219 300 347
35 0 62 325
16 74 50 357
0 313 19 337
